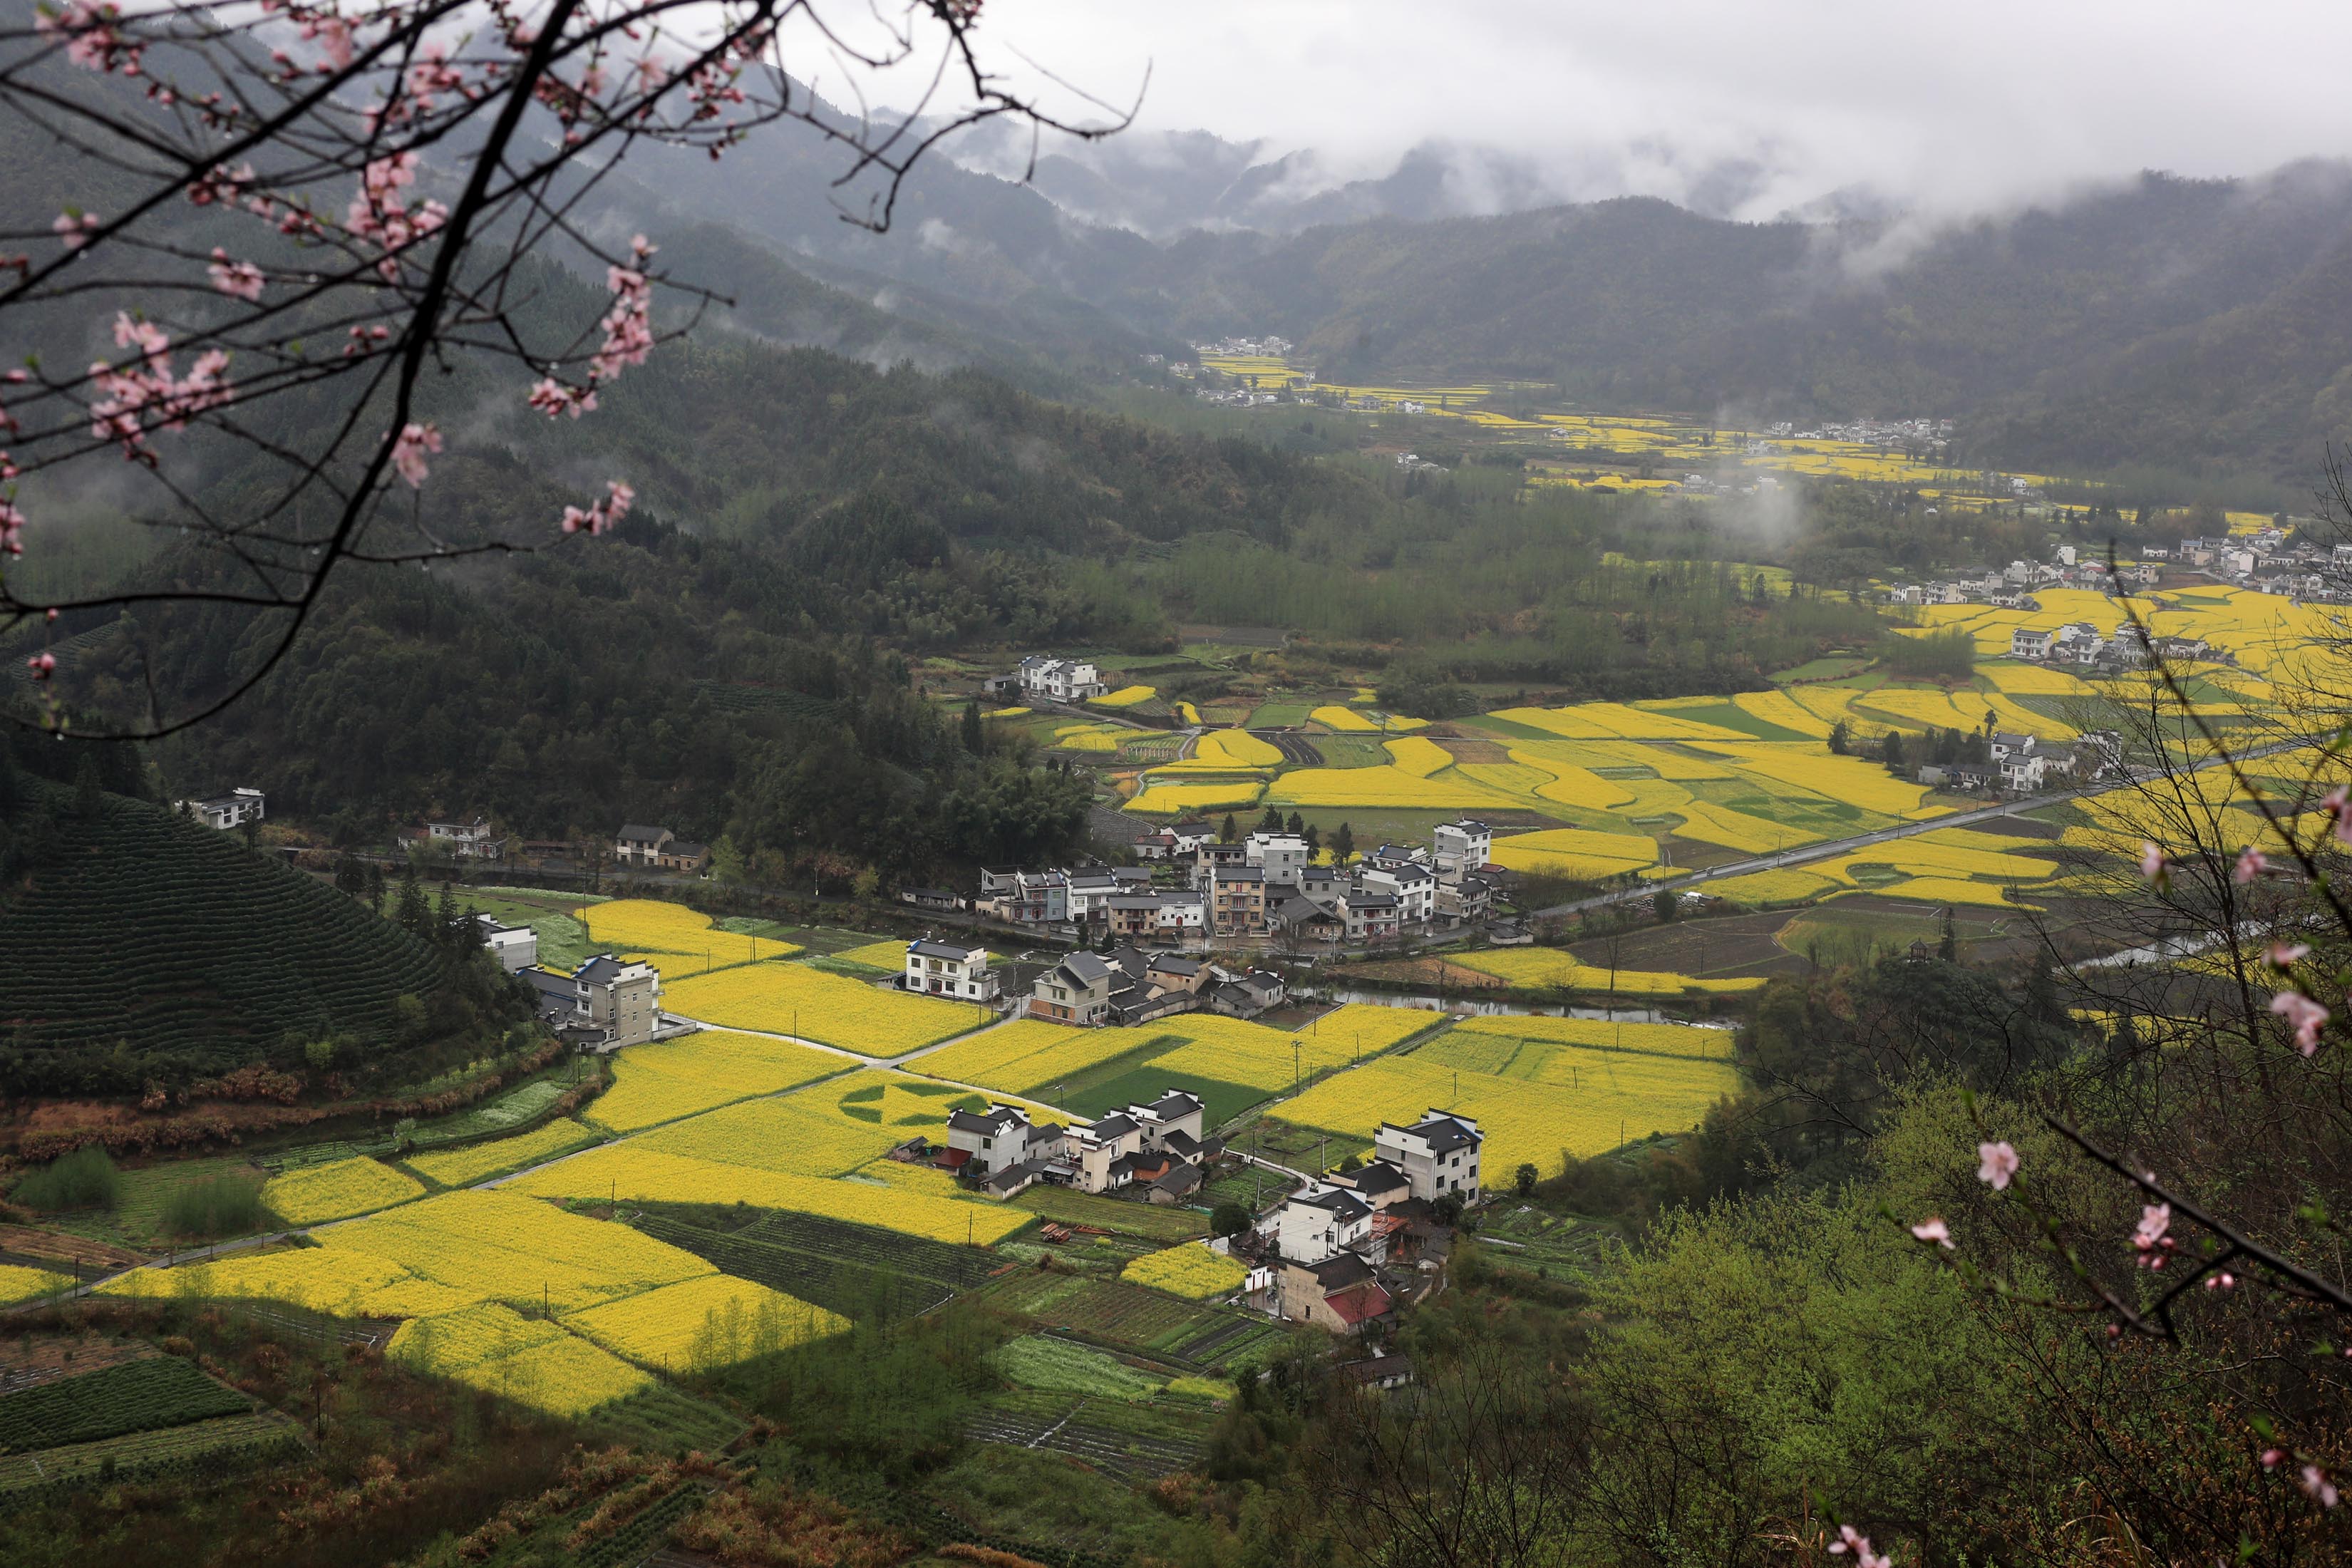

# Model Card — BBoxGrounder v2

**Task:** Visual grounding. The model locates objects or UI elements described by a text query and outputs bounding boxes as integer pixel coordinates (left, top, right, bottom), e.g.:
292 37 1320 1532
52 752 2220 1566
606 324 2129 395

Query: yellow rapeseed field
388 1301 654 1415
1705 868 1840 904
832 938 917 971
1265 766 1517 810
1094 685 1155 707
1496 746 1639 809
406 1119 600 1187
564 1274 847 1372
0 1264 70 1307
1384 736 1455 777
1195 729 1286 768
1733 689 1835 738
261 1155 425 1226
577 899 717 959
1486 827 1659 879
1274 1048 1739 1175
1122 1244 1248 1300
1449 948 1765 996
328 1190 715 1314
1128 780 1266 814
1445 1013 1736 1061
629 1070 974 1177
588 1028 847 1134
664 961 989 1055
914 1017 1140 1097
95 1245 475 1318
1311 704 1379 732
1671 798 1809 855
1688 743 1944 819
508 1146 1033 1245
1492 702 1753 743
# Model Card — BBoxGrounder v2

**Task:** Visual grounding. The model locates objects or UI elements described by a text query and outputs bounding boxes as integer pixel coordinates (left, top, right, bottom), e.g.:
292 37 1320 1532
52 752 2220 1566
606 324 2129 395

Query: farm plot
259 1155 423 1226
1126 779 1267 815
1269 1046 1740 1175
964 1388 1209 1480
631 1207 981 1319
387 1302 651 1417
0 1411 304 1500
588 1028 845 1134
0 1265 70 1308
1448 948 1766 996
630 1071 980 1178
662 961 989 1055
1478 1205 1615 1276
975 1272 1253 1366
563 1274 847 1373
0 1355 252 1454
992 1334 1165 1398
1122 1244 1247 1301
403 1118 603 1187
1011 1185 1207 1242
508 1145 1031 1245
1487 826 1659 879
1442 1013 1735 1062
575 899 798 965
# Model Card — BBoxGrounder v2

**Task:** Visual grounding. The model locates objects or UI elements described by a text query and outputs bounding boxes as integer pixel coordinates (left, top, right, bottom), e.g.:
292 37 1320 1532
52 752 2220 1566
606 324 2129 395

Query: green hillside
0 790 450 1096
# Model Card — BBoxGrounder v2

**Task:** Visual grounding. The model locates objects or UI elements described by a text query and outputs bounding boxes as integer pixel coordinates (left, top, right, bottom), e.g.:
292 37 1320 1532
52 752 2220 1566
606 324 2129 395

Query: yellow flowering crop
406 1119 600 1188
914 1016 1139 1096
1498 748 1639 808
664 961 989 1055
589 1028 846 1133
575 898 720 958
1177 701 1201 725
388 1301 652 1416
1705 868 1839 904
564 1274 847 1372
1860 875 2036 909
635 1080 912 1177
0 1264 70 1307
1733 689 1835 738
1448 949 1765 996
261 1156 425 1226
1274 1048 1739 1175
1311 704 1378 732
1487 826 1658 880
1490 702 1752 743
1671 799 1811 855
1265 766 1515 810
1121 1244 1247 1300
1093 685 1155 707
1195 729 1284 768
1976 661 2096 697
507 1146 1032 1245
832 938 912 971
1688 743 1943 820
388 1299 567 1374
1446 1013 1735 1061
1129 780 1265 814
1384 736 1455 777
329 1190 713 1314
1563 739 1738 781
986 706 1031 718
95 1246 474 1319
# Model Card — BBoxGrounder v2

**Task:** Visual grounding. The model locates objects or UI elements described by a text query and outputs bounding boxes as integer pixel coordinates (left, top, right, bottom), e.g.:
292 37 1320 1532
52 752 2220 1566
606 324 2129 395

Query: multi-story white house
2009 627 2054 660
1016 656 1107 703
422 816 502 860
944 1103 1067 1182
175 786 266 830
1373 1110 1484 1202
904 939 999 1002
1269 1182 1374 1264
1358 855 1436 925
525 954 663 1050
1431 820 1492 879
1245 831 1311 888
475 914 538 972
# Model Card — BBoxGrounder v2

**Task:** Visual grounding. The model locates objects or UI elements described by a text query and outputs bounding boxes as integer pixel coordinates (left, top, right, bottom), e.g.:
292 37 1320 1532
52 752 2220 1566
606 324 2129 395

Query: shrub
12 1145 120 1212
161 1172 267 1238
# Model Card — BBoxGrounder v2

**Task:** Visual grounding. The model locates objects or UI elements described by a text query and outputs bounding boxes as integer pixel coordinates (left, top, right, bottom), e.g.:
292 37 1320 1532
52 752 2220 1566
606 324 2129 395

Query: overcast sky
914 0 2352 218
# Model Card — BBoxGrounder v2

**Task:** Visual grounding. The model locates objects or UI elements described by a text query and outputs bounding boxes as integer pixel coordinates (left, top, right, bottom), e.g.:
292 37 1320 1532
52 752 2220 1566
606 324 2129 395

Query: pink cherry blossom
2132 1203 2172 1269
26 651 55 679
1909 1218 1953 1249
52 210 100 248
2271 989 2329 1056
37 1 141 74
2138 841 2167 880
2330 787 2352 846
560 478 635 535
207 248 264 301
0 495 24 556
2269 942 2310 969
1827 1525 1891 1568
2263 1448 2286 1470
1976 1141 2018 1190
2235 845 2267 884
2303 1465 2339 1508
389 421 441 488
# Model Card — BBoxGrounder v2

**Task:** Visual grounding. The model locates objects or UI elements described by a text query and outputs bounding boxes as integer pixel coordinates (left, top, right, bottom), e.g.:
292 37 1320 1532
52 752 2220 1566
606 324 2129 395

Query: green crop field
0 1356 253 1454
0 1412 304 1500
1010 1186 1207 1242
631 1205 987 1317
974 1272 1280 1369
0 793 448 1088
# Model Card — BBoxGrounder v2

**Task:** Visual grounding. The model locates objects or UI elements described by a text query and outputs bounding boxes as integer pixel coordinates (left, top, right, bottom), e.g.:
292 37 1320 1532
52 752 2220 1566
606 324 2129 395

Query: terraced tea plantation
0 1350 299 1502
0 795 447 1084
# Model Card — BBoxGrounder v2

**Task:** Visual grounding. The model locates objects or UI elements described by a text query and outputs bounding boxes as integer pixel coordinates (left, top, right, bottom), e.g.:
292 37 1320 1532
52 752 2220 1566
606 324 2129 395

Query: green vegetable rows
0 1357 252 1455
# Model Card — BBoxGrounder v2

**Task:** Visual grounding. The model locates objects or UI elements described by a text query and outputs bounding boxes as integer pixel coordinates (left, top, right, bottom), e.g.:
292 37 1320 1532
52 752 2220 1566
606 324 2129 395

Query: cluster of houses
2001 619 2205 674
1887 530 2352 616
1916 730 2105 794
889 934 1284 1026
612 823 711 874
922 1083 1486 1336
1128 818 1500 940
